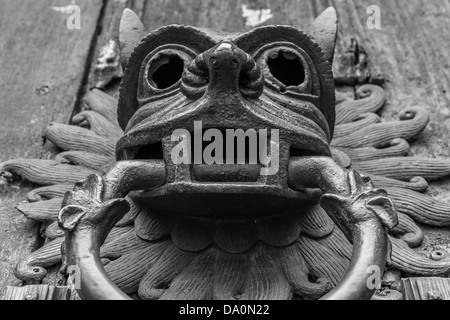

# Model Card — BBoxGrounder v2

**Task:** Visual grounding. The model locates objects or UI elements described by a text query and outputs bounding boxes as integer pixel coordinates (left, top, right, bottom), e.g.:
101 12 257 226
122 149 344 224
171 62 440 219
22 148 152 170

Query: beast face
115 8 337 219
48 8 396 301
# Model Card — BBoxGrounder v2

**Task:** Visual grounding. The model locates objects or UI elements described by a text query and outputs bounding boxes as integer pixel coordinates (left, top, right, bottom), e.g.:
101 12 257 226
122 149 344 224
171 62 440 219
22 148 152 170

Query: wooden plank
139 0 369 83
2 0 449 300
331 0 450 158
4 285 50 300
0 0 104 299
330 0 385 84
4 285 75 300
330 0 450 257
88 0 130 91
86 0 148 93
141 0 318 32
403 277 450 300
330 0 450 205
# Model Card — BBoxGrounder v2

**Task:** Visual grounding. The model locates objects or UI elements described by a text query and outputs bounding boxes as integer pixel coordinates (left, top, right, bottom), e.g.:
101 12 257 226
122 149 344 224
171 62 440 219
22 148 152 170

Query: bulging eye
255 44 313 95
147 54 185 89
140 45 197 97
267 51 305 88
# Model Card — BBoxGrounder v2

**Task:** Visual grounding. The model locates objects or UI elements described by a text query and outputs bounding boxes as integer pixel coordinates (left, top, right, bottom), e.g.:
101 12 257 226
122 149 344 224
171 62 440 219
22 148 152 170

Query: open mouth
115 127 329 220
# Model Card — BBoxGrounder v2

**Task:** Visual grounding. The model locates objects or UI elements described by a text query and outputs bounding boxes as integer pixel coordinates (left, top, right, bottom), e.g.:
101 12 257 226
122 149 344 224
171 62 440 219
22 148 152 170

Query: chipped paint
93 39 123 88
241 4 273 27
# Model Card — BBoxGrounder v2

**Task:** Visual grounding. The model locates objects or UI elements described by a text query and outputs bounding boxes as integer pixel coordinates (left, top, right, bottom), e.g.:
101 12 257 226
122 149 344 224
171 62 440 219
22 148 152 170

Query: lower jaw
131 182 322 220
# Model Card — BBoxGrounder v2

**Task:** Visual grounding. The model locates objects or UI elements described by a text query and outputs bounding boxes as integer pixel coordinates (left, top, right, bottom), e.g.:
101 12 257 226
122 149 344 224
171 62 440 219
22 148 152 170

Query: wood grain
0 0 104 299
4 285 75 300
2 0 450 299
329 0 450 253
403 277 450 300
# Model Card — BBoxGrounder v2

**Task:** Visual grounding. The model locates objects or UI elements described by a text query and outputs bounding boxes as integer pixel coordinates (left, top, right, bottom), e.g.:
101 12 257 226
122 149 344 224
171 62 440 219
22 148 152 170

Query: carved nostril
209 56 220 68
208 54 239 70
181 43 264 99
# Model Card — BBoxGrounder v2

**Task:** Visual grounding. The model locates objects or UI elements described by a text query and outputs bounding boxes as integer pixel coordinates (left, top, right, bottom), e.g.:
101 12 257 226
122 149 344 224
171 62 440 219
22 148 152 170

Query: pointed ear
119 9 145 67
308 7 338 64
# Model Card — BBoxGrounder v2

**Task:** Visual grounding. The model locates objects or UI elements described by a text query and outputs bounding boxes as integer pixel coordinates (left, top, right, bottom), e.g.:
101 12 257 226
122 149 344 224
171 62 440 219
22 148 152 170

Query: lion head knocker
54 7 398 300
24 6 450 300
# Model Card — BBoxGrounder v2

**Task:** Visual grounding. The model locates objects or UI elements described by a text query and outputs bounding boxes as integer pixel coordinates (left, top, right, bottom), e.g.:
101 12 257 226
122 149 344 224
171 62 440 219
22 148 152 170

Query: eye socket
254 44 313 95
267 51 305 87
147 54 185 89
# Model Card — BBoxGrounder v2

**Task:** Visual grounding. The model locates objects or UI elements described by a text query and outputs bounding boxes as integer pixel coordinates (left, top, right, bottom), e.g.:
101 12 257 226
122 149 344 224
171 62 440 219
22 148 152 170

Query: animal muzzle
180 40 264 100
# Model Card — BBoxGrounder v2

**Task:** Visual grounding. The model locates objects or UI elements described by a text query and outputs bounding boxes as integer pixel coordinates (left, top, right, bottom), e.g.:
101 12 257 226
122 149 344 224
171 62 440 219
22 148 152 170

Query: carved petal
139 245 195 300
258 215 301 247
212 251 252 300
332 107 429 148
101 227 150 260
160 248 216 300
390 237 450 277
171 219 213 253
271 244 331 300
335 84 386 125
297 205 335 239
14 237 64 281
387 187 450 227
214 220 258 254
72 110 122 138
27 184 74 202
316 227 353 261
55 151 114 172
297 236 349 286
240 246 292 300
46 123 116 156
134 206 174 241
0 159 100 186
17 198 64 222
83 88 118 124
353 157 450 181
104 241 169 294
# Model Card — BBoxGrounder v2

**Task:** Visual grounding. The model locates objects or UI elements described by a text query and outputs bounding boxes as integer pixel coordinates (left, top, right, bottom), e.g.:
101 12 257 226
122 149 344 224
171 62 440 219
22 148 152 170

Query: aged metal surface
44 7 396 300
1 0 450 300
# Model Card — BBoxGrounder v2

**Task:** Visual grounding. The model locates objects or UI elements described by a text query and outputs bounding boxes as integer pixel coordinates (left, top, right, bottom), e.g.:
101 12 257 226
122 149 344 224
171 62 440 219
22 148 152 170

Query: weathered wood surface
403 277 450 300
4 285 76 300
330 0 450 253
1 0 450 299
0 0 104 299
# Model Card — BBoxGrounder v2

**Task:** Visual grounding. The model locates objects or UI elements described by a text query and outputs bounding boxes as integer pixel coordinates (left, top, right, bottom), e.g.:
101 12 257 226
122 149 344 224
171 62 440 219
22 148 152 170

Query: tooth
103 160 166 199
